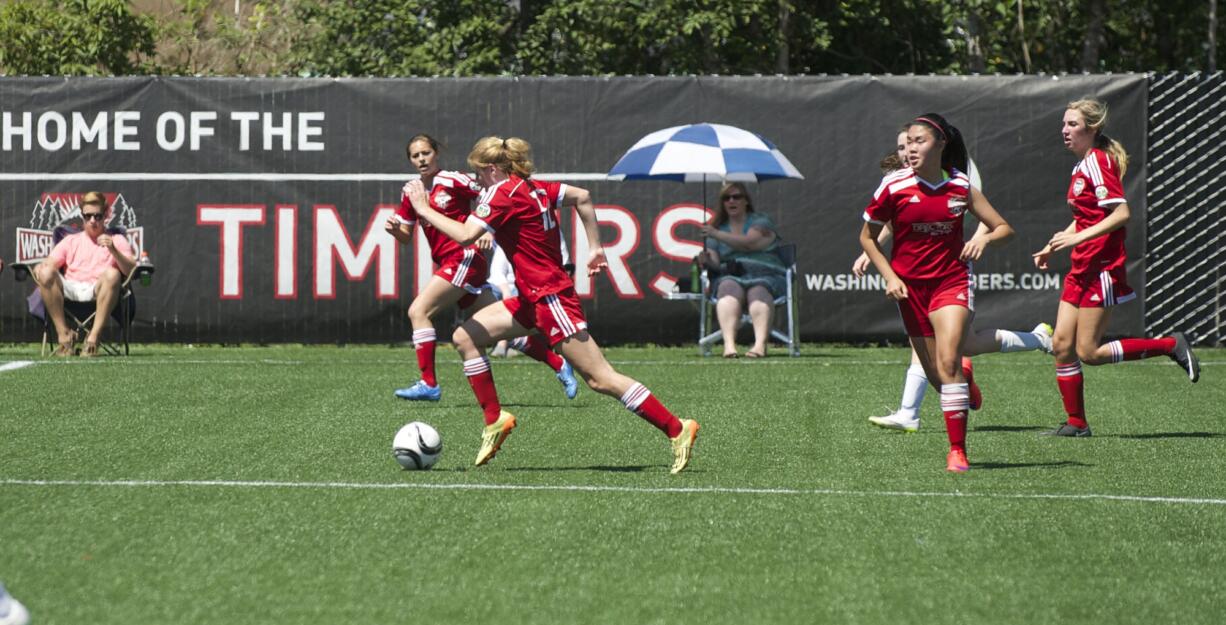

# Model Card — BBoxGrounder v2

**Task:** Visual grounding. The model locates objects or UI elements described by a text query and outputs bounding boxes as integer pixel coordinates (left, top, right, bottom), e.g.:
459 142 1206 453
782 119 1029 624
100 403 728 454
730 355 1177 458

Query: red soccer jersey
396 170 484 265
467 176 571 301
863 167 972 281
1067 148 1128 275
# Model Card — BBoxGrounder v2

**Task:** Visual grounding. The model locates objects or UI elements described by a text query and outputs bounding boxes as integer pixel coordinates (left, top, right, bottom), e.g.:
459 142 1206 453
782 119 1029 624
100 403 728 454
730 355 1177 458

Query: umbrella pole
702 174 709 253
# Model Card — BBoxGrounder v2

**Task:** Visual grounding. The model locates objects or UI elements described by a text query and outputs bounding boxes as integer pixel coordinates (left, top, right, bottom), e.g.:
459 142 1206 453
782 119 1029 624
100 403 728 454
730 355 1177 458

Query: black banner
0 75 1148 343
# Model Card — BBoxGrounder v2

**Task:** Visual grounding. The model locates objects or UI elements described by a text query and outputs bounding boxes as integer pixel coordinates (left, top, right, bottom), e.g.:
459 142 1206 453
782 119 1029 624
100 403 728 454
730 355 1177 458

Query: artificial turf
1 344 1223 624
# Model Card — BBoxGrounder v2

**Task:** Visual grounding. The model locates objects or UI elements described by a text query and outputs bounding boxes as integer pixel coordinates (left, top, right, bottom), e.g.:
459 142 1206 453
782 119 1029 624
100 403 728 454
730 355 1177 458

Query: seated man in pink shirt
34 192 136 357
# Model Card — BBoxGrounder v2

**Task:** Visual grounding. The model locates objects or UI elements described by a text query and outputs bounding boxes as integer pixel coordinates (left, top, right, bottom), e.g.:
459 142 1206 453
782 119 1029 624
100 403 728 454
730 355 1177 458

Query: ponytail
467 136 536 179
1094 133 1129 178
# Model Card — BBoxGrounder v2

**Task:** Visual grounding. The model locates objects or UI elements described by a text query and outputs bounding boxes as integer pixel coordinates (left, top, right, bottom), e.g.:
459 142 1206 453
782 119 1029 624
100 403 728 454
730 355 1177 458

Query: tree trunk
1211 0 1219 72
1017 0 1032 72
776 0 791 74
517 0 539 38
965 6 986 73
1080 0 1107 71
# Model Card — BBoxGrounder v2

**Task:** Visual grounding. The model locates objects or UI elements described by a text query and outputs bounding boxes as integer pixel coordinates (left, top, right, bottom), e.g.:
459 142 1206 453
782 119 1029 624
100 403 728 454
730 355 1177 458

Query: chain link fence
1146 72 1226 346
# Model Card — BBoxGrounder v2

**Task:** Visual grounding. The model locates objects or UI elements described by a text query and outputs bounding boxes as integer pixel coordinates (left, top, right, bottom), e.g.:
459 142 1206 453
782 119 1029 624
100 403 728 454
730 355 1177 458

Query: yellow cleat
474 411 517 467
669 419 700 474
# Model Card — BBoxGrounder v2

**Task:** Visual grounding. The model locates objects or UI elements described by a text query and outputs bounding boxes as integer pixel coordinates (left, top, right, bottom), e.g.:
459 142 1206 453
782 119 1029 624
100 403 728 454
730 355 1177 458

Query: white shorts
62 279 97 302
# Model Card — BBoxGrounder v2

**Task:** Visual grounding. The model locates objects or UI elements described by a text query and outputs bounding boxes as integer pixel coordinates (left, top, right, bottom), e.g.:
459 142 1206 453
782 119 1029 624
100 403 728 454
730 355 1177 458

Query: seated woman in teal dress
696 182 788 358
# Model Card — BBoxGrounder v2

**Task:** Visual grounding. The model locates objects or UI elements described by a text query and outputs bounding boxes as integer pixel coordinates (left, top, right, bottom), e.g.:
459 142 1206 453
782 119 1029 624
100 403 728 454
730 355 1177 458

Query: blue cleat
557 359 579 400
394 380 441 401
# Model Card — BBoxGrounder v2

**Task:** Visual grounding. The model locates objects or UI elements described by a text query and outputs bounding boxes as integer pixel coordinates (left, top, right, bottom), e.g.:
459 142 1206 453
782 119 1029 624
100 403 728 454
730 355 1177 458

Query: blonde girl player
854 129 1053 432
404 137 700 473
1032 99 1199 437
385 134 578 402
860 114 1015 472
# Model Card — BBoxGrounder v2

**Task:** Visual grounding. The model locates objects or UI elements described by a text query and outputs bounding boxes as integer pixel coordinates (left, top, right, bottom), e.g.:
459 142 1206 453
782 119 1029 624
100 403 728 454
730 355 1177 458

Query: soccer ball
392 422 442 470
0 583 30 625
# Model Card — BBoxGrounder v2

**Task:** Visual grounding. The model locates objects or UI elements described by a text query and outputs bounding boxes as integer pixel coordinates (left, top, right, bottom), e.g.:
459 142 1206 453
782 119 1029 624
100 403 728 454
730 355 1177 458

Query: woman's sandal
722 351 739 359
744 350 766 359
80 342 99 358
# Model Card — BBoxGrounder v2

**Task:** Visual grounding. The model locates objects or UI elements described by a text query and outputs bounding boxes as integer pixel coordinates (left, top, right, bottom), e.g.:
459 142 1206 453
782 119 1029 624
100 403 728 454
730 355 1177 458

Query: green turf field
1 344 1223 624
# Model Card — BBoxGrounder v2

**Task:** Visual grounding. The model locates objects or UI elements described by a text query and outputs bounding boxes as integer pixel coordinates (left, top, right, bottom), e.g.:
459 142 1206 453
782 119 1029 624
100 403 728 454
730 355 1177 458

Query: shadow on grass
695 351 860 360
504 465 664 473
1108 431 1223 440
499 402 577 409
972 425 1049 433
972 460 1094 471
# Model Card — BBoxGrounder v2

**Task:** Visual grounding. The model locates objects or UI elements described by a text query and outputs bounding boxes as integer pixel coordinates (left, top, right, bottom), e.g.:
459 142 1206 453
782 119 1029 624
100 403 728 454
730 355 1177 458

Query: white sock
996 329 1044 353
897 363 928 419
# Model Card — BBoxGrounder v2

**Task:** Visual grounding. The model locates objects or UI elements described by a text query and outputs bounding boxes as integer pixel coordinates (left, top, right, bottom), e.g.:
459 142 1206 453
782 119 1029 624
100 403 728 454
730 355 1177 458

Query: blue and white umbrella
607 123 804 182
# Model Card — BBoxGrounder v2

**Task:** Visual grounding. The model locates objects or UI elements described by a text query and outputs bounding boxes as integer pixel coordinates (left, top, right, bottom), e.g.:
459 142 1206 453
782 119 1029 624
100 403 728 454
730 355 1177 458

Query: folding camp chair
12 225 144 356
697 243 800 357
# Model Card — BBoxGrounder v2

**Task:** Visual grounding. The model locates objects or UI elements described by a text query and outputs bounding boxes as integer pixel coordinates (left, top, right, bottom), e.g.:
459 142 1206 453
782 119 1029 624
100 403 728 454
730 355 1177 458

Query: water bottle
689 259 700 293
137 250 154 286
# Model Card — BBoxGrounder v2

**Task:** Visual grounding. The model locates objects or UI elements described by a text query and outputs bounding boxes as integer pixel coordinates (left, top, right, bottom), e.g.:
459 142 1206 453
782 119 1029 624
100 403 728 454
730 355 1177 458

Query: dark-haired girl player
859 114 1015 472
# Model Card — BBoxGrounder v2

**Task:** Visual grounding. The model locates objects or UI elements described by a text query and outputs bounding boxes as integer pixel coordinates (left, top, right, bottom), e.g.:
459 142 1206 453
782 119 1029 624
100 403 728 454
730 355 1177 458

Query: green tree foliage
1 0 1222 77
517 0 831 75
0 0 156 75
289 0 515 76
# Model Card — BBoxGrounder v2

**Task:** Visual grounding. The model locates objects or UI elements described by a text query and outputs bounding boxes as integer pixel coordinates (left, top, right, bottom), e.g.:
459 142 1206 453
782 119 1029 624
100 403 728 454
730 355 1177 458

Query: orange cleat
946 448 970 473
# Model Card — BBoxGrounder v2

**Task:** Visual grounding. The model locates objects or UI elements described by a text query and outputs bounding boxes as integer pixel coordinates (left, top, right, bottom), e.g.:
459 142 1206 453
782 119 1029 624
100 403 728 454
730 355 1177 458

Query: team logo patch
1073 178 1086 196
947 196 968 217
475 203 491 219
434 190 452 209
1095 185 1109 200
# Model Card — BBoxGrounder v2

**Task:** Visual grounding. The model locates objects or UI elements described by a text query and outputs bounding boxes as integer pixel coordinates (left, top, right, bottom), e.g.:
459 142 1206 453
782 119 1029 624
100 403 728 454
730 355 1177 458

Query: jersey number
534 192 557 231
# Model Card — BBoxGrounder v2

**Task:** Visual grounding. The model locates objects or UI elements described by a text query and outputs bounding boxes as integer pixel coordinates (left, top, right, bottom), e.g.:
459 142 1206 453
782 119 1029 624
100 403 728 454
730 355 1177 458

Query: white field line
30 358 1224 368
0 361 36 373
0 172 611 182
2 478 1225 507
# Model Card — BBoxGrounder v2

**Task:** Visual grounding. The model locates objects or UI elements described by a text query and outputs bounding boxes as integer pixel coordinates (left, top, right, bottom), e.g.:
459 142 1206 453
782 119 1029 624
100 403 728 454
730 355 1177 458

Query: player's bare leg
929 305 973 472
559 332 698 474
1044 301 1092 437
453 302 530 465
395 276 475 400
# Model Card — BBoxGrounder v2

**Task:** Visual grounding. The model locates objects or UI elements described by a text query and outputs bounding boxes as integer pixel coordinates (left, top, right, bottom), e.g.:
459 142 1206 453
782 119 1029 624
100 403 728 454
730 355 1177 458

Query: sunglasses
722 193 745 201
81 213 106 221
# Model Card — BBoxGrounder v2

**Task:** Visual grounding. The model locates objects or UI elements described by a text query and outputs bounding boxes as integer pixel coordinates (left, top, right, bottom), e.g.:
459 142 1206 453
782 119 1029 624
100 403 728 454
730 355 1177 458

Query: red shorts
435 249 490 309
896 272 974 337
1061 267 1135 308
504 287 589 347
